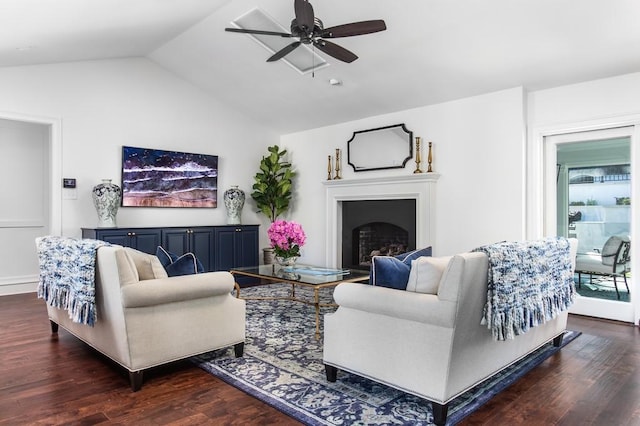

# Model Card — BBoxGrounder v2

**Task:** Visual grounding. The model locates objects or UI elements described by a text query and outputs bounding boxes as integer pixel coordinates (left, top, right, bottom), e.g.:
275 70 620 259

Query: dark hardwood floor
2 293 639 425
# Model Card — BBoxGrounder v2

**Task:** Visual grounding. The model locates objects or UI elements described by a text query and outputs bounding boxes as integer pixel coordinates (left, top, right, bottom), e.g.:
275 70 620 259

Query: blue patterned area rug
192 284 580 425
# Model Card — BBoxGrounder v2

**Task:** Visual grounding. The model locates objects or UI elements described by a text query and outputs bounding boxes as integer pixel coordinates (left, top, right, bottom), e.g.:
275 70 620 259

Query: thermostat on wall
63 178 76 188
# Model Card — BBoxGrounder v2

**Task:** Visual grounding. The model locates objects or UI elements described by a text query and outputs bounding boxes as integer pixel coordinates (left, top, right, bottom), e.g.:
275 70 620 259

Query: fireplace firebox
341 199 416 270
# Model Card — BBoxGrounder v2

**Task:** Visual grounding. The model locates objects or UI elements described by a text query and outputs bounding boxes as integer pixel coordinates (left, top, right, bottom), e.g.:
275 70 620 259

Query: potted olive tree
251 145 295 264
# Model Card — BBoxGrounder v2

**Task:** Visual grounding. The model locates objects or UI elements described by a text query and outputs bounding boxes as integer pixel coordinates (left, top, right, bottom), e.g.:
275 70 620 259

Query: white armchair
41 244 246 391
323 239 578 426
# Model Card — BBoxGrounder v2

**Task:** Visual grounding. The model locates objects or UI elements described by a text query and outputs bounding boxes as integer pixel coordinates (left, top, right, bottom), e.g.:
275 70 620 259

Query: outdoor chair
575 235 631 300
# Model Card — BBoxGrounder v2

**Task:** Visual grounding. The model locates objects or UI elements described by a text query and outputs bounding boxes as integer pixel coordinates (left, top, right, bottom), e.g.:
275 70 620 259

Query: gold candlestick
427 141 433 172
334 149 342 179
327 155 333 180
413 137 423 174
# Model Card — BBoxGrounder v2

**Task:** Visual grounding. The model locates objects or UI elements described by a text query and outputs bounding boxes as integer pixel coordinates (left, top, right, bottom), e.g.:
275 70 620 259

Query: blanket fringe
486 286 576 341
36 236 106 327
37 280 70 312
475 237 575 341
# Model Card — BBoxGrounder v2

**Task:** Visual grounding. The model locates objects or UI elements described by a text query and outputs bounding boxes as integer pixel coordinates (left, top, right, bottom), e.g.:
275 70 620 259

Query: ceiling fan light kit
226 0 386 65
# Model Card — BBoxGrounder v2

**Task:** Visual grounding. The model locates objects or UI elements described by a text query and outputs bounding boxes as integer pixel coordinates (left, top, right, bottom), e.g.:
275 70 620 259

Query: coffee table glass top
231 264 369 286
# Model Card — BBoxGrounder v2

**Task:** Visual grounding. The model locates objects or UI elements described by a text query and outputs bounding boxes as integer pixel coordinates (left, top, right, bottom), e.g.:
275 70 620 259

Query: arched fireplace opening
352 222 409 268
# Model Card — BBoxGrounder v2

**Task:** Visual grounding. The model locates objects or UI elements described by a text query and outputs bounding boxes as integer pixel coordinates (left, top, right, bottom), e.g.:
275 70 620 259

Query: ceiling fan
225 0 386 63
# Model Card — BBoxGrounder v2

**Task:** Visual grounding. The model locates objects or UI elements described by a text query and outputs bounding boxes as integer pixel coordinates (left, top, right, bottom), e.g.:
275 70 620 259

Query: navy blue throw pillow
156 246 204 277
370 246 432 290
156 246 178 268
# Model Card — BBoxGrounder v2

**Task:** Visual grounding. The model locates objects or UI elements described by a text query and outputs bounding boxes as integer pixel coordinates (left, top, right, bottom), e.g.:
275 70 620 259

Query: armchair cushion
395 246 433 262
575 253 610 274
370 246 432 290
156 246 204 277
121 271 236 308
116 248 140 285
600 236 625 266
123 248 168 280
406 256 452 294
165 253 205 276
156 246 178 266
333 282 457 328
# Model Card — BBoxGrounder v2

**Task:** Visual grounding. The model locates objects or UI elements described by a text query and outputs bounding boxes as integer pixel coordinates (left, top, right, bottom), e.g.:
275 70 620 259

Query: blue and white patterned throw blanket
36 236 109 326
473 237 575 341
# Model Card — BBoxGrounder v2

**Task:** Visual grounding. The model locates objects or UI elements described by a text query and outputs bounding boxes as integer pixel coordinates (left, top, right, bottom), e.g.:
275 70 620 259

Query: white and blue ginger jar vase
92 179 121 228
223 185 245 225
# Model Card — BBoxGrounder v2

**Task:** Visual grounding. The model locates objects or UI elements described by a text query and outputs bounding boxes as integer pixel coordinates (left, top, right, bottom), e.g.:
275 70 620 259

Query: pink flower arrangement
268 220 306 258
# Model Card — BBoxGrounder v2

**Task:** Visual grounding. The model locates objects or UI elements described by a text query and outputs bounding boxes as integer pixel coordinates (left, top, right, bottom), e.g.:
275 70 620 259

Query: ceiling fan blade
225 27 293 38
267 41 302 62
294 0 315 32
321 20 387 38
313 39 358 63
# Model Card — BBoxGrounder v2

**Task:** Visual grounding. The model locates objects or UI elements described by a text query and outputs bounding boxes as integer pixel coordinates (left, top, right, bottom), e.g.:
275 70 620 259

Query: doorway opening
553 133 632 313
0 113 60 295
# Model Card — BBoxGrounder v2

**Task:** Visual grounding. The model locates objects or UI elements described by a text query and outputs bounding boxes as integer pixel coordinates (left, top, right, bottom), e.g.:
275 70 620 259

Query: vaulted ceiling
3 0 640 134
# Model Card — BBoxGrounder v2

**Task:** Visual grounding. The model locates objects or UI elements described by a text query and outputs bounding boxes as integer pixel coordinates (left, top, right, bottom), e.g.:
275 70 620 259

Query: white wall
0 58 277 234
0 58 278 294
281 87 526 261
528 72 640 126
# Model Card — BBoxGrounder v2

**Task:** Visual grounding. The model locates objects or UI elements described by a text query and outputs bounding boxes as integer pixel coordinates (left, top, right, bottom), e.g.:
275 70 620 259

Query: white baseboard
0 275 38 296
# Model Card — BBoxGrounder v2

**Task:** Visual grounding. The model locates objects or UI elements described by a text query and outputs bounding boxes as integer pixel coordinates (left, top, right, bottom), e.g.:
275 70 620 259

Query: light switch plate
63 188 77 200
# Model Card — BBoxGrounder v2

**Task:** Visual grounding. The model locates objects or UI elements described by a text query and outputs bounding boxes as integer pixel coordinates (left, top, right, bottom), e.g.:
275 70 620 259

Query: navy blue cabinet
162 227 215 272
82 227 162 254
82 225 259 276
214 225 259 284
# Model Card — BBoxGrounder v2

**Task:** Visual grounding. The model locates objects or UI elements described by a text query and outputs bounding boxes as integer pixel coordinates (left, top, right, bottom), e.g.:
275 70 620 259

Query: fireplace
323 174 439 268
341 199 416 270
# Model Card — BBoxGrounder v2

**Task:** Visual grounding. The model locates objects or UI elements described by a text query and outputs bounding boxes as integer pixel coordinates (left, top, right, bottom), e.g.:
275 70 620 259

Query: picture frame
121 146 218 208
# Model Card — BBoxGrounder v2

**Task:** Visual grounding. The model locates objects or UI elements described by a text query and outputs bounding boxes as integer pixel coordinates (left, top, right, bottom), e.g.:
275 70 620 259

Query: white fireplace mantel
323 173 440 267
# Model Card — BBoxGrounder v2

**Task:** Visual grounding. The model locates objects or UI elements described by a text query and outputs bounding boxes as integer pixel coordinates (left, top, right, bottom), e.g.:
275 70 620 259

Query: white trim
0 275 38 296
0 110 62 236
529 115 639 324
529 114 640 238
0 221 45 228
0 274 38 285
323 173 440 268
570 296 633 323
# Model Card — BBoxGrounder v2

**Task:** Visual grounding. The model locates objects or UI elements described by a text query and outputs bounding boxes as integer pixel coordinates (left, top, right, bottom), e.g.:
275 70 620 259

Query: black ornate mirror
347 123 413 172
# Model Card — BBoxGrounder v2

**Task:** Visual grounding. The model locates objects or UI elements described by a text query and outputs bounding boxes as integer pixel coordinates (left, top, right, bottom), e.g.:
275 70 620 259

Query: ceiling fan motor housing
291 17 324 43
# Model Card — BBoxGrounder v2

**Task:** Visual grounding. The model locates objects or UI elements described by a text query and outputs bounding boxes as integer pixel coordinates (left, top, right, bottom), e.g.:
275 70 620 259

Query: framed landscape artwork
121 146 218 208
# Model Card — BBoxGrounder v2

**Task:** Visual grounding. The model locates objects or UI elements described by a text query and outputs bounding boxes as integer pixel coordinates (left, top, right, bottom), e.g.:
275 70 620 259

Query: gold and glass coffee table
231 264 369 339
